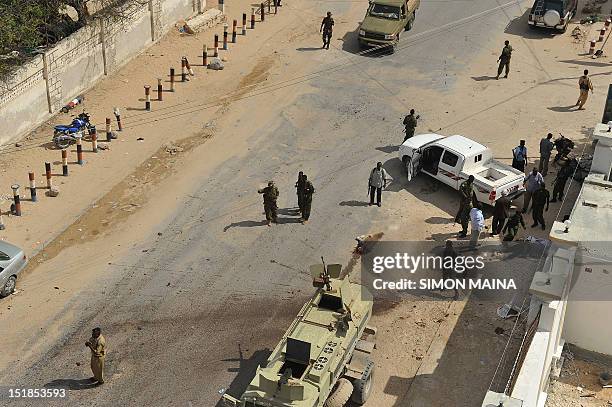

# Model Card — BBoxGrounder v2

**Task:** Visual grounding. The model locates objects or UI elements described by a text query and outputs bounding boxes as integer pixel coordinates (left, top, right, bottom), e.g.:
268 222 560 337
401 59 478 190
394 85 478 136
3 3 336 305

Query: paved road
2 0 530 405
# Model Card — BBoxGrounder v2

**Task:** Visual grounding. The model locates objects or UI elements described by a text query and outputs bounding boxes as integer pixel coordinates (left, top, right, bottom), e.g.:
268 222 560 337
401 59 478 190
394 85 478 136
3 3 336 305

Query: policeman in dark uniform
301 175 315 224
503 210 526 241
456 175 475 238
531 183 550 230
320 12 334 49
551 161 572 202
258 181 279 225
402 109 419 142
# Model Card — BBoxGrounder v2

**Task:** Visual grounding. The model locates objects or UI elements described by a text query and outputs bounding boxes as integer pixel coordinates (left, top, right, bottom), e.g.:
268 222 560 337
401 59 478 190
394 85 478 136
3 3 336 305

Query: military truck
221 261 376 407
358 0 420 51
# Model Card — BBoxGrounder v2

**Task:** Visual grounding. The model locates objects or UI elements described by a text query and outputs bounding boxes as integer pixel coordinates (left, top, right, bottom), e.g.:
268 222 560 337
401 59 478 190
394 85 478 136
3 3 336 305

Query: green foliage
0 0 51 55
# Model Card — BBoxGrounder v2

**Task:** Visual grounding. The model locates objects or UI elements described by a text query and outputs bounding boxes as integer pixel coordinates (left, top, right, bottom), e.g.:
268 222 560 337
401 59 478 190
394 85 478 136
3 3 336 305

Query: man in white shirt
470 204 485 248
368 162 389 207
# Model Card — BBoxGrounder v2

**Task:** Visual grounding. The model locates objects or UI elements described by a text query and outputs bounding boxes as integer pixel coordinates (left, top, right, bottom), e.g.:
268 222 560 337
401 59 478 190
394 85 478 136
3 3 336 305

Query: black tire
54 136 72 149
0 275 16 297
405 11 415 30
403 156 414 181
351 361 375 405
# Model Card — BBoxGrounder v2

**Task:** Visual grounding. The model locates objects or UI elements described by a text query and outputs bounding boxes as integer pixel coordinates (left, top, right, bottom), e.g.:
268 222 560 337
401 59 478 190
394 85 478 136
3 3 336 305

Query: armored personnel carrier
222 261 376 407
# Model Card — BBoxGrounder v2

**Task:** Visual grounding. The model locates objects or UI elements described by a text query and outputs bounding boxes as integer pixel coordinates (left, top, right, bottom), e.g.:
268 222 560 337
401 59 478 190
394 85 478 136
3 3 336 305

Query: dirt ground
547 353 612 407
0 0 609 406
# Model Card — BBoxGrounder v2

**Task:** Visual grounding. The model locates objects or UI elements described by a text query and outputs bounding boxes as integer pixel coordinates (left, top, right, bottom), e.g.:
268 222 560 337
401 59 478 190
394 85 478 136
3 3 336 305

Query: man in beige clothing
85 327 106 385
575 69 593 110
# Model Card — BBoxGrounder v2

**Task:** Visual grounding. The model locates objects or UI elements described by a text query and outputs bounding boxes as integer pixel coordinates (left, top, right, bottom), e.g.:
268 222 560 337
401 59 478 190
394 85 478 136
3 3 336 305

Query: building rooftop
549 174 612 253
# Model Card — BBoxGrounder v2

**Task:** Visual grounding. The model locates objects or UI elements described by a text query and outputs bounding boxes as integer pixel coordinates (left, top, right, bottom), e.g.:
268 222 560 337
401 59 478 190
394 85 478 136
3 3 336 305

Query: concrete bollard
267 0 271 13
91 126 98 152
61 149 68 176
600 28 606 42
218 0 224 13
223 24 229 50
606 19 611 30
203 44 208 66
170 68 175 92
232 20 237 43
214 35 219 57
157 78 163 101
590 39 597 55
145 85 151 111
185 57 194 76
251 9 256 29
28 172 37 202
274 0 278 14
76 134 84 165
106 117 112 142
181 57 187 82
260 3 265 21
11 184 21 216
0 204 4 230
45 162 52 189
243 13 247 35
114 107 123 131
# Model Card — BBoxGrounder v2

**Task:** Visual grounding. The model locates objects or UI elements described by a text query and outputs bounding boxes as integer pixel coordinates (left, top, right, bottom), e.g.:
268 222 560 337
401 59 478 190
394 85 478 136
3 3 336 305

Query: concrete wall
0 0 202 146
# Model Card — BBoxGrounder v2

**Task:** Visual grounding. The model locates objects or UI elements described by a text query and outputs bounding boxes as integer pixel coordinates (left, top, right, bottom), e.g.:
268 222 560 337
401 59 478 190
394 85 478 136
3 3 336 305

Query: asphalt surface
1 0 530 405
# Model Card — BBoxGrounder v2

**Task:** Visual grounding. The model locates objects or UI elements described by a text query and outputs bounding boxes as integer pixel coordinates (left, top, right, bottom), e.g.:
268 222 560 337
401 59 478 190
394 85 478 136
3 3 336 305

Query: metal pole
28 172 37 202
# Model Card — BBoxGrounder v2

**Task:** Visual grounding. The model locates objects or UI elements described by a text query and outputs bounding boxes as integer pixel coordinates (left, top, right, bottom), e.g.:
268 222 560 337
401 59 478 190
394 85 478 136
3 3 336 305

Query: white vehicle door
437 149 464 189
405 148 422 182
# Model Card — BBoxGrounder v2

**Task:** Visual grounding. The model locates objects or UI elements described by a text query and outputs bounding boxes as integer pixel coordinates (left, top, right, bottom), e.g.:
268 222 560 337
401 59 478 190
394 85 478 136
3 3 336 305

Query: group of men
257 174 315 226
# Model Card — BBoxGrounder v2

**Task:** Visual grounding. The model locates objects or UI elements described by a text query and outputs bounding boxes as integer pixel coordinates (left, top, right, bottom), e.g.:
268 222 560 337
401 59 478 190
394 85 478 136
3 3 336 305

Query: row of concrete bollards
589 18 612 55
1 0 282 230
139 0 281 111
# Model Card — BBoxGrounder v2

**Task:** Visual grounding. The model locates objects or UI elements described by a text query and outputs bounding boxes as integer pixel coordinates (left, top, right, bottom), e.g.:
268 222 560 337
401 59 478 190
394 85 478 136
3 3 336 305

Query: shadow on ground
45 378 98 390
504 9 558 39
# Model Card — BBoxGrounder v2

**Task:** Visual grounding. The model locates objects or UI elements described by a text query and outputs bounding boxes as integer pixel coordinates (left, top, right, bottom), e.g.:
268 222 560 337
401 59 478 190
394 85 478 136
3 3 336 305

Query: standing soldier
512 140 528 172
539 133 554 176
575 69 593 110
301 175 315 224
295 171 305 214
503 210 526 241
402 109 419 142
551 160 572 202
456 175 475 238
368 162 389 207
496 40 512 80
85 327 106 385
531 183 550 230
491 190 510 236
258 181 279 226
320 12 334 49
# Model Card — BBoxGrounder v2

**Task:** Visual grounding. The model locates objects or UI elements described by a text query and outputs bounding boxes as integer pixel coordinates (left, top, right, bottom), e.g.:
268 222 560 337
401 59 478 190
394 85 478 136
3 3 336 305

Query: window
0 251 9 261
369 4 401 20
441 151 459 167
474 154 482 163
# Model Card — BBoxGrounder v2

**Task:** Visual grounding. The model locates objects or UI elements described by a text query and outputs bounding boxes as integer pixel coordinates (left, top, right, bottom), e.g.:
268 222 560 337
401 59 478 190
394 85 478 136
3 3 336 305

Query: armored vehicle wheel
351 361 375 405
325 378 353 407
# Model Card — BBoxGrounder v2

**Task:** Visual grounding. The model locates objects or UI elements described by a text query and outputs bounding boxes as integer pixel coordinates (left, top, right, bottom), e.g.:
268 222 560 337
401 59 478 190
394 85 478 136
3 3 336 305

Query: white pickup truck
398 134 525 205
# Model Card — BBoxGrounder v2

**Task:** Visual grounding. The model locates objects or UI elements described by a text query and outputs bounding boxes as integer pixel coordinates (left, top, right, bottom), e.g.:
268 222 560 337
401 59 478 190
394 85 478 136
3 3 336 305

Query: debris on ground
208 57 224 70
164 144 184 155
581 15 604 24
97 142 110 150
47 185 59 198
179 22 195 35
571 26 584 40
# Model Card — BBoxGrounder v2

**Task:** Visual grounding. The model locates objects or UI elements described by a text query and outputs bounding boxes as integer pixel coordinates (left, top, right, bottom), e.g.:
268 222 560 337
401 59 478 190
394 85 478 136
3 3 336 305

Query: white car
0 241 27 297
398 134 525 205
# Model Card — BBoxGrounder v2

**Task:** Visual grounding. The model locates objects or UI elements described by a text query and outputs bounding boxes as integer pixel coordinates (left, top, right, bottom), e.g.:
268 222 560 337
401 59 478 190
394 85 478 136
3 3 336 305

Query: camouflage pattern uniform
455 179 474 235
403 113 418 142
301 180 315 222
258 183 279 223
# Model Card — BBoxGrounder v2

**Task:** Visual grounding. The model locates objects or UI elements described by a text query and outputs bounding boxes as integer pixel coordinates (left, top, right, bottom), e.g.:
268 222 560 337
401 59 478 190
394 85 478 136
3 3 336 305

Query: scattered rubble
208 57 224 70
164 144 184 155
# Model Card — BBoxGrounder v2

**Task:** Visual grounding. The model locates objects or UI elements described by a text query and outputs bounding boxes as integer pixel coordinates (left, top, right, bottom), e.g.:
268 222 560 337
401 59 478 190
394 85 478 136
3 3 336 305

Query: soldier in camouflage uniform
402 109 419 142
258 181 279 225
301 175 315 224
456 175 475 238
